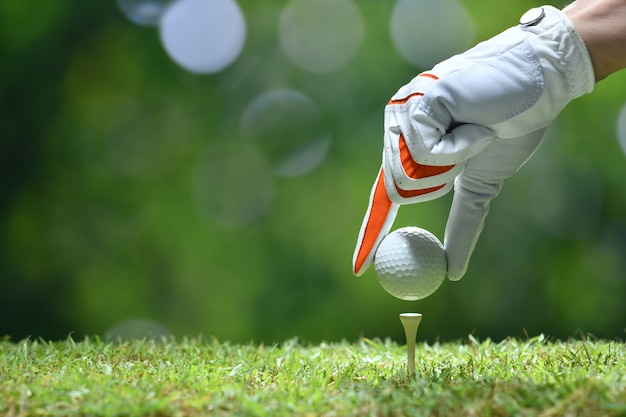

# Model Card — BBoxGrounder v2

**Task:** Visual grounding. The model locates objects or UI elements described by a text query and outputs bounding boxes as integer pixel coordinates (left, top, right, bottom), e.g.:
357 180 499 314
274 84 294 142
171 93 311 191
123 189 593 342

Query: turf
1 335 625 416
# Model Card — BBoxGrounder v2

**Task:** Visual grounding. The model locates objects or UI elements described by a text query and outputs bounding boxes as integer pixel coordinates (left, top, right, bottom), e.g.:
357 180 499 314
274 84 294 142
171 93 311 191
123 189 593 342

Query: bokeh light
529 156 603 239
616 102 626 157
117 0 173 26
239 89 331 178
106 319 173 341
192 141 274 227
5 0 626 344
159 0 246 74
390 0 475 69
278 0 364 73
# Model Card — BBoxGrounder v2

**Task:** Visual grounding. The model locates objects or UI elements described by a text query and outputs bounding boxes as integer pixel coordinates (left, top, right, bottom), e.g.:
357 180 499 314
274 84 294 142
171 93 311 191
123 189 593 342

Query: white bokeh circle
192 141 274 227
390 0 475 69
117 0 173 26
279 0 364 73
239 89 331 178
159 0 246 74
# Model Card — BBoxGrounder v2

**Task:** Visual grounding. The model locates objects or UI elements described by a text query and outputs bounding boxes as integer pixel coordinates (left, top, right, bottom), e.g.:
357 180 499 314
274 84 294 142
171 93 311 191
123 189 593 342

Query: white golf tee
399 313 422 375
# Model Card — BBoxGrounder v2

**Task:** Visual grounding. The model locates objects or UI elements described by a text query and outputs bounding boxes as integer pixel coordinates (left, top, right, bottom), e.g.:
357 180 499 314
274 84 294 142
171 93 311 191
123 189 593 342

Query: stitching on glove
399 134 455 179
387 73 439 105
388 92 423 105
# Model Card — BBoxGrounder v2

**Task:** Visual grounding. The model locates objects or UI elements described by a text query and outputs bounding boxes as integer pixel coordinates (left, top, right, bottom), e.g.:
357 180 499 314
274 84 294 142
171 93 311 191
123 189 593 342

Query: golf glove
353 5 595 280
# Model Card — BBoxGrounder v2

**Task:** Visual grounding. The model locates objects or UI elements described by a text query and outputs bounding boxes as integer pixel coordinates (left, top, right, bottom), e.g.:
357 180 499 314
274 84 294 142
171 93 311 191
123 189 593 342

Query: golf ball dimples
374 227 447 300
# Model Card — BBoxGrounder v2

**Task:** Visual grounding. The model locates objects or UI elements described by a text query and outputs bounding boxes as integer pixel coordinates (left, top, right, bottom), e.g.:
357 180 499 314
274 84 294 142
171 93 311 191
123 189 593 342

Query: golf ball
374 227 447 300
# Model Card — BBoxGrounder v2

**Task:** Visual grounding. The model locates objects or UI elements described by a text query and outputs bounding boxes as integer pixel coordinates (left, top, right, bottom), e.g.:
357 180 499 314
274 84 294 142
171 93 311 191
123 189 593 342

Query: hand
353 5 595 280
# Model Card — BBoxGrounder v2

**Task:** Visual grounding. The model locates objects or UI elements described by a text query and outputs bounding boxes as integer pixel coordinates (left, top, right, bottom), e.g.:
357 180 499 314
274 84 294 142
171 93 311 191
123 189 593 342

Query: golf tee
399 313 422 375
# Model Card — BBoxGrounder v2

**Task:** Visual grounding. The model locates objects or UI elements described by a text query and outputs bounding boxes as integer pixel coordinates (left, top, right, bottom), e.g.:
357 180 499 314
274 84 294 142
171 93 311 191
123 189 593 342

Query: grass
1 334 625 416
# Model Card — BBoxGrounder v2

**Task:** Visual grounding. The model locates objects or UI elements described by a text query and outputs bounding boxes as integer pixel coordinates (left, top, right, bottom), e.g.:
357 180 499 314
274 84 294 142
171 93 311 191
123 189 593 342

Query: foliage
1 0 626 343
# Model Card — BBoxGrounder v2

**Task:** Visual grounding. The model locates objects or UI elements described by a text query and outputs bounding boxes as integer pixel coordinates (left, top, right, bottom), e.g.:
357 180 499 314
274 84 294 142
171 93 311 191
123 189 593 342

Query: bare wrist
563 0 626 81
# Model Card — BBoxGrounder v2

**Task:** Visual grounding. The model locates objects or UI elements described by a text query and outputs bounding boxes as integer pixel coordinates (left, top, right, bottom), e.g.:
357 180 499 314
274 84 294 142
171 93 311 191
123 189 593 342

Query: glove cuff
522 5 595 99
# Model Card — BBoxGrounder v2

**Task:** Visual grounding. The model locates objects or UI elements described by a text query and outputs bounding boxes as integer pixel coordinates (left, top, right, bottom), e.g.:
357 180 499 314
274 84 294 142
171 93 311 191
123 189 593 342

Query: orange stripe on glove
352 167 398 276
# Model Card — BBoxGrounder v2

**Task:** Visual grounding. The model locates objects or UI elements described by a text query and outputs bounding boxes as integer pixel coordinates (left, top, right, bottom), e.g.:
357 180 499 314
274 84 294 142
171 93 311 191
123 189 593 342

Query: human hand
353 6 595 280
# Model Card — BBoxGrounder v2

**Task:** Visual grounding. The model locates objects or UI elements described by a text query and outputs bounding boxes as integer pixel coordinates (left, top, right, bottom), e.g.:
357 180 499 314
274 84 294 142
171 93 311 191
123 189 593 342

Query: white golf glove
353 5 595 280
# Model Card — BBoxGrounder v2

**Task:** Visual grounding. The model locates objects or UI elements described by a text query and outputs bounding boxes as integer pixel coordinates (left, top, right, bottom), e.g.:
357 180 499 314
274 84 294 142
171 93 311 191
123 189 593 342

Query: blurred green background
2 0 626 344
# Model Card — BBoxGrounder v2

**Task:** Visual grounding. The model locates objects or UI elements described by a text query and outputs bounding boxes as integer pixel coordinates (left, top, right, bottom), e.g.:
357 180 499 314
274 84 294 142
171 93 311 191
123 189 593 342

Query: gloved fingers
384 127 462 187
384 116 496 203
394 118 496 166
386 79 497 167
388 72 439 105
384 159 455 205
352 166 399 276
383 130 460 204
443 130 546 281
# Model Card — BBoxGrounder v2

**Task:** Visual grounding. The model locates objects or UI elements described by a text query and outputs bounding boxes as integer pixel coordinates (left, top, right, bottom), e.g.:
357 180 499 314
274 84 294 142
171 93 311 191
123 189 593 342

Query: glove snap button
519 7 545 27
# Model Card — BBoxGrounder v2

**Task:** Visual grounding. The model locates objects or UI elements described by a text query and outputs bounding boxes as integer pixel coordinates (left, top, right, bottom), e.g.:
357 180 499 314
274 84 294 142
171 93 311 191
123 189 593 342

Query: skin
563 0 626 81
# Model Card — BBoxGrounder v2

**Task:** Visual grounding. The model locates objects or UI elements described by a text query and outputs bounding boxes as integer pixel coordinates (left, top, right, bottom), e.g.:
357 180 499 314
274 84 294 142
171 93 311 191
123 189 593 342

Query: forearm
563 0 626 81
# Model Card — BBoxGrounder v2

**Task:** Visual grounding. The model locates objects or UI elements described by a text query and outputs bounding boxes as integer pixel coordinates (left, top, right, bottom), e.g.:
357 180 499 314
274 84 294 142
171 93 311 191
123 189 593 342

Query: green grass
1 335 625 416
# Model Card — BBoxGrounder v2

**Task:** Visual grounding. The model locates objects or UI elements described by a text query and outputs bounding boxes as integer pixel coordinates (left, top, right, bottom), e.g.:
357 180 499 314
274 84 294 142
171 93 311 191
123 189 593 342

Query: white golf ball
374 227 447 300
